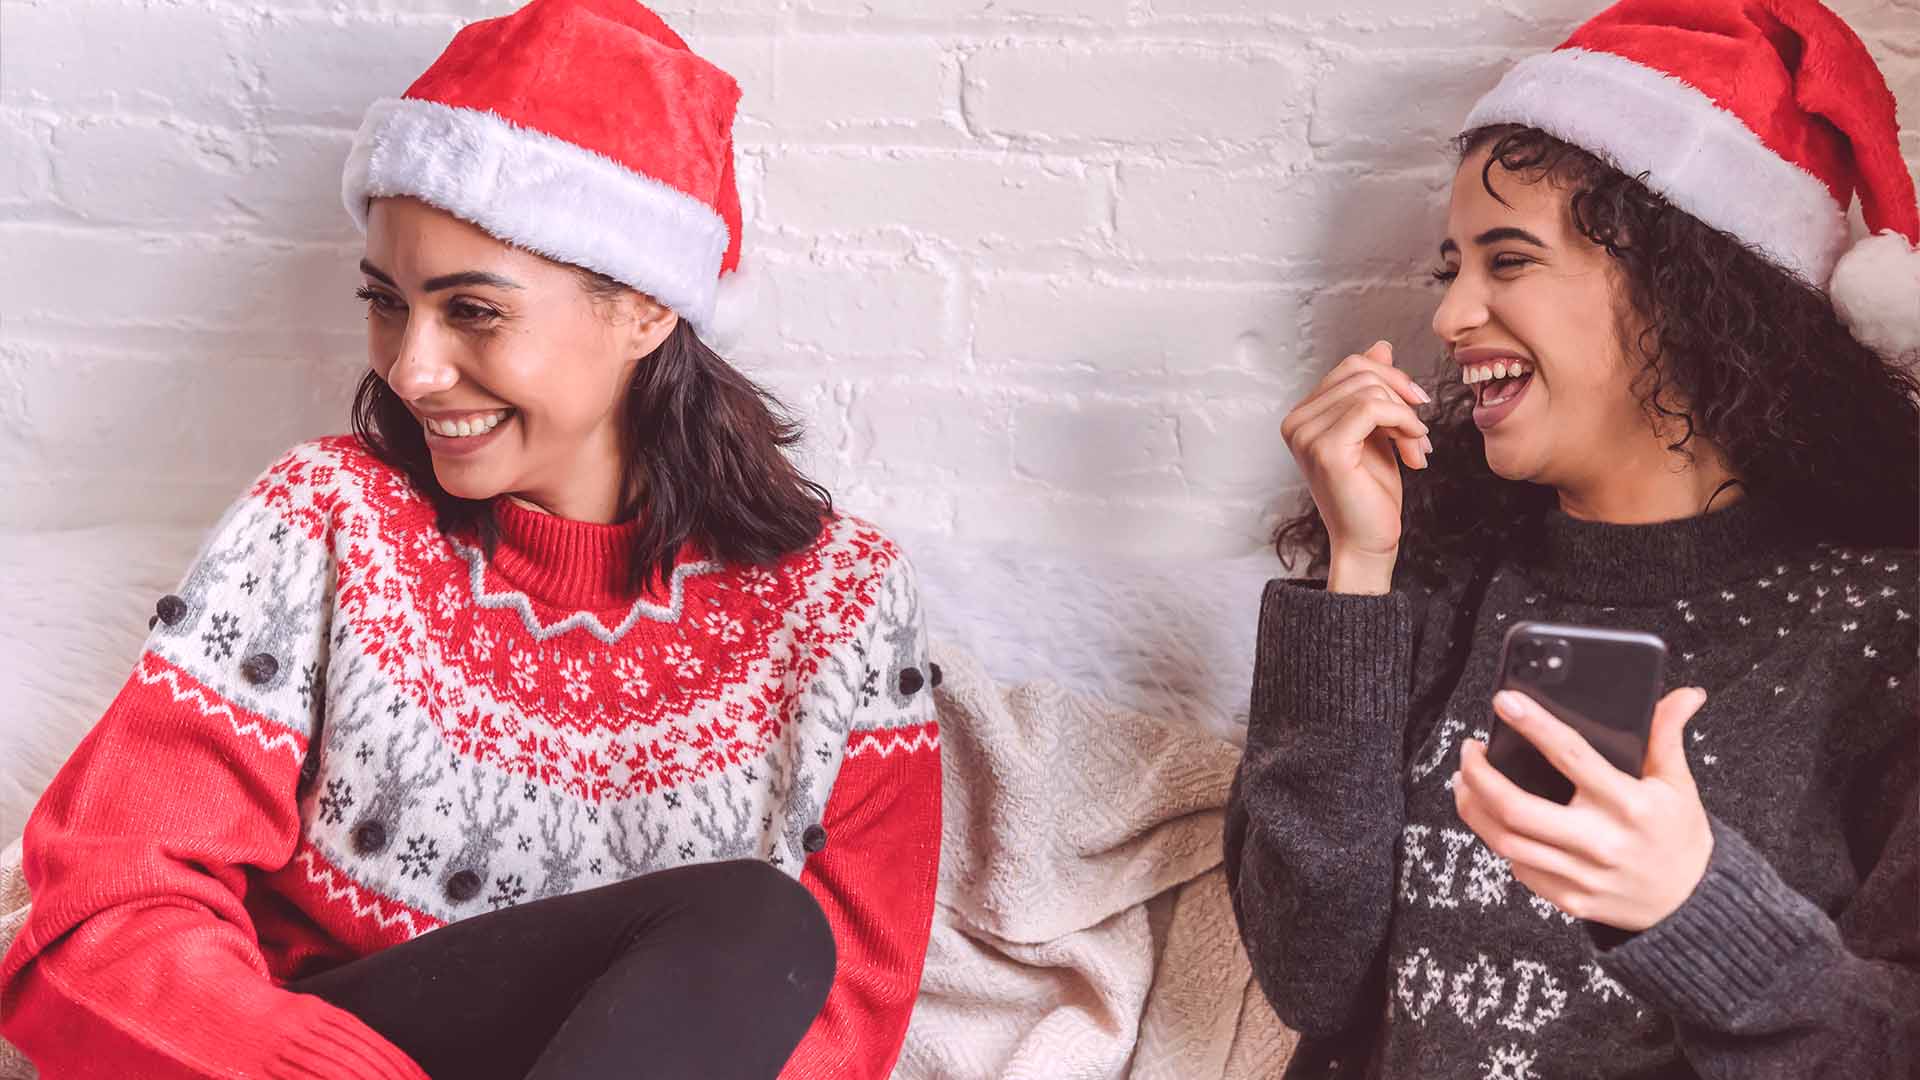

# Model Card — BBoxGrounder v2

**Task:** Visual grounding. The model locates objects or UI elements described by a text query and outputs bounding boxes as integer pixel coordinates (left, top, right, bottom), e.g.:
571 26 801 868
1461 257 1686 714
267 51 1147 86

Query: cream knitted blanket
894 644 1296 1079
1 838 31 1079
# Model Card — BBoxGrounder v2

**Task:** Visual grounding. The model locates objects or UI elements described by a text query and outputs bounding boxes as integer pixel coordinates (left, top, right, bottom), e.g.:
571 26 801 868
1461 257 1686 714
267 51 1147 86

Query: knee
681 860 836 991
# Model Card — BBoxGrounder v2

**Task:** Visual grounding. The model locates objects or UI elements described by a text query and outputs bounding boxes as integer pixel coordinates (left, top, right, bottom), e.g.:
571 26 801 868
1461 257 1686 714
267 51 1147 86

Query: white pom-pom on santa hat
1830 231 1920 366
699 261 760 355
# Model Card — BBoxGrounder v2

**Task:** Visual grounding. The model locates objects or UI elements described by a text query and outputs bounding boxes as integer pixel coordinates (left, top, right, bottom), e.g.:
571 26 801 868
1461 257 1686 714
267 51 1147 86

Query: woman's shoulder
251 435 405 494
1773 541 1917 674
228 436 421 530
1783 541 1916 619
751 513 921 624
793 513 915 585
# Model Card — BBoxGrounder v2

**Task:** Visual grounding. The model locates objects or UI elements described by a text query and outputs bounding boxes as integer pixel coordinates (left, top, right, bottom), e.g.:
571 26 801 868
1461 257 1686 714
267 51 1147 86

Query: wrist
1327 549 1397 595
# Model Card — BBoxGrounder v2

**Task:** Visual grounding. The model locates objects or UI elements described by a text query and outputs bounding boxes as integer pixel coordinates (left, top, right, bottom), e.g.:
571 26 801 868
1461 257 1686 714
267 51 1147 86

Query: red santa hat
1464 0 1920 363
341 0 749 344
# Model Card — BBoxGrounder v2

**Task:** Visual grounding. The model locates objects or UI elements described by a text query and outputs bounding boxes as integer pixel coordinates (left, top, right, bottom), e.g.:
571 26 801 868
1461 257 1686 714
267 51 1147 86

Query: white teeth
1459 360 1532 385
426 409 509 438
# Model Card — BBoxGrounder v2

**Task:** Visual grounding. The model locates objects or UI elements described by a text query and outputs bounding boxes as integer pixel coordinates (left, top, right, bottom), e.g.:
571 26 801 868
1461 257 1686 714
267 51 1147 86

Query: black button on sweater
802 824 829 853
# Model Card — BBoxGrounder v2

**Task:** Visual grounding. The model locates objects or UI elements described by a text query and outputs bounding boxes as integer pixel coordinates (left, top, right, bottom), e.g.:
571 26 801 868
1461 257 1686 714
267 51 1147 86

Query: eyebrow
359 259 523 292
1438 227 1550 258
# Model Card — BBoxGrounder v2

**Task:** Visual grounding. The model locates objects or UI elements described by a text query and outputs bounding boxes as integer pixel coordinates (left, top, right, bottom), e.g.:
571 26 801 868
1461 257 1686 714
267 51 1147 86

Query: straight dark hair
352 280 833 593
1274 124 1920 580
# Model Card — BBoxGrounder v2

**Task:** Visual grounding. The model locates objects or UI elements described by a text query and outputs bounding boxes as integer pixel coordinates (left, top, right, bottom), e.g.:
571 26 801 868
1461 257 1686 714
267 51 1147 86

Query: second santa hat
341 0 747 342
1464 0 1920 362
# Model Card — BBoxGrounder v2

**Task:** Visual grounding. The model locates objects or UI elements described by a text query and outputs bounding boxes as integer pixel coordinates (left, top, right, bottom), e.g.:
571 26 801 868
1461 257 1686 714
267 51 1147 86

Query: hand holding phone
1486 621 1667 804
1456 678 1715 932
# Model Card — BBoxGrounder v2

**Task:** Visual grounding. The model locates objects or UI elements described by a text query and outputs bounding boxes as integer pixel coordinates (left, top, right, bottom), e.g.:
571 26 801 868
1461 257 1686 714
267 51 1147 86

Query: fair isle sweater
1226 501 1918 1078
0 437 943 1080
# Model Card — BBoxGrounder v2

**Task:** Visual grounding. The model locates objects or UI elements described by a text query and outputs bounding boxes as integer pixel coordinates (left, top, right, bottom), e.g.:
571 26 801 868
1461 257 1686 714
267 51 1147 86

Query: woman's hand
1278 341 1431 594
1453 687 1715 933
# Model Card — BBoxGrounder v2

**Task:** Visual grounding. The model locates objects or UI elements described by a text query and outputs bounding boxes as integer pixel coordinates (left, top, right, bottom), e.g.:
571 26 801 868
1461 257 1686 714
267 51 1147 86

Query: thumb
1644 686 1707 784
1366 339 1396 366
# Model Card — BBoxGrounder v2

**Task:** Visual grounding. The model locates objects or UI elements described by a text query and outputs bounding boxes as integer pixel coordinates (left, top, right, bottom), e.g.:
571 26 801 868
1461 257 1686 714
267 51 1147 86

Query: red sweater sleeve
0 656 426 1080
0 477 425 1080
782 718 942 1080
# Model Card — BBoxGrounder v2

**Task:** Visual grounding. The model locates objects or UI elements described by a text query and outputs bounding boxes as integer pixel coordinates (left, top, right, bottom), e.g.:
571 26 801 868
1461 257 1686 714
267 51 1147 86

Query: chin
432 462 509 503
1481 437 1545 484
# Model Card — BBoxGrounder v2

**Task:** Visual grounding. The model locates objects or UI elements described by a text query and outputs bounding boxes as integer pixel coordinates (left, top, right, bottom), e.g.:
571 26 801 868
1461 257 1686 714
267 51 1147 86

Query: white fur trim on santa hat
700 261 759 354
1830 230 1920 364
342 97 732 337
1464 49 1851 287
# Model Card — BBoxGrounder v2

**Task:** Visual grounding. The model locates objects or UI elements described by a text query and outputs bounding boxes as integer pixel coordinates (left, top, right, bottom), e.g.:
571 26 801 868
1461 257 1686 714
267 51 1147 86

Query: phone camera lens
1536 639 1572 686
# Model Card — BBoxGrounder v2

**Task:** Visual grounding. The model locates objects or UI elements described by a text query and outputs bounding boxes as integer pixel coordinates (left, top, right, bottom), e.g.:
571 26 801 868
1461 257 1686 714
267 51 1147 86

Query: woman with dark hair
0 3 940 1078
1228 1 1917 1077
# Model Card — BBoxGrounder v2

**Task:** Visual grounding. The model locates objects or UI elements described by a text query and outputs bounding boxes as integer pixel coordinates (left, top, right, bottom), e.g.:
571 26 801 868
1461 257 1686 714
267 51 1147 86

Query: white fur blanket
897 644 1296 1079
0 527 212 842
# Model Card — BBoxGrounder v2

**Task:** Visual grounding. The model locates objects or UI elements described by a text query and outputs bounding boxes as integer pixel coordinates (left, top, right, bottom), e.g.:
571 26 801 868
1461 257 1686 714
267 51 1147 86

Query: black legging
290 859 836 1080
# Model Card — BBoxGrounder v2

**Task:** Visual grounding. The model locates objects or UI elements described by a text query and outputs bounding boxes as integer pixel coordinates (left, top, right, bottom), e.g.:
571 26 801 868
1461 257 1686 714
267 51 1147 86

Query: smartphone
1486 621 1668 804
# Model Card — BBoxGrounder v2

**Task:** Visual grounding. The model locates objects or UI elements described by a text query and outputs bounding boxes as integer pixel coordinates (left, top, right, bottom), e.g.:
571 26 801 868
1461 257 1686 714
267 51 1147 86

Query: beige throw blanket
1 838 32 1079
895 644 1296 1079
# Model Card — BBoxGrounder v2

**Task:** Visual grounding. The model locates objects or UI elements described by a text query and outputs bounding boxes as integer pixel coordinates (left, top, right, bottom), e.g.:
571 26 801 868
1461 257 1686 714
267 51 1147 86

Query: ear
619 291 680 357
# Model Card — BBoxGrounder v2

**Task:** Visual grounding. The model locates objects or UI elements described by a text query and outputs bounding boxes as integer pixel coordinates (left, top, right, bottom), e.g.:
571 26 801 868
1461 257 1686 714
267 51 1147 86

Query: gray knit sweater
1225 501 1918 1078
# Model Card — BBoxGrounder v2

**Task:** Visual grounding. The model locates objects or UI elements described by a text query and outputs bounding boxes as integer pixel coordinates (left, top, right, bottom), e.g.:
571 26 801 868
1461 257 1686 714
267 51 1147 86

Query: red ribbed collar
487 496 650 611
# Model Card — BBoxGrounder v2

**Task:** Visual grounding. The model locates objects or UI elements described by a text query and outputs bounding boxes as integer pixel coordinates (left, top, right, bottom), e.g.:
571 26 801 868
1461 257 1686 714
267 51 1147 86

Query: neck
488 493 654 609
1531 489 1791 605
1556 435 1740 525
509 490 625 525
508 430 630 524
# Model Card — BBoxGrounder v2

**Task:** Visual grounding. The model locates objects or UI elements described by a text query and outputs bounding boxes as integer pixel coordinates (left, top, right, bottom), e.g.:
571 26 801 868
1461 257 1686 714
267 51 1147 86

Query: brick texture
1 0 1914 555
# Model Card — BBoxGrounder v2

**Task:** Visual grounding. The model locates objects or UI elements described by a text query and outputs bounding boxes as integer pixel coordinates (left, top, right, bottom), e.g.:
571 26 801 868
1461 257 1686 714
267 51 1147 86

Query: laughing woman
1229 1 1918 1078
0 3 940 1078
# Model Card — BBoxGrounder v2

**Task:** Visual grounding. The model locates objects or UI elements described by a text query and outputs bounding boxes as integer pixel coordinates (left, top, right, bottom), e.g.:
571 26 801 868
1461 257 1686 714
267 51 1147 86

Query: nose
1431 271 1489 347
383 318 458 401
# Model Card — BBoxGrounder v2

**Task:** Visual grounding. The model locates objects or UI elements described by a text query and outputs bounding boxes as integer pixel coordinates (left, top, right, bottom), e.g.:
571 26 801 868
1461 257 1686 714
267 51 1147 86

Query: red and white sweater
0 436 942 1079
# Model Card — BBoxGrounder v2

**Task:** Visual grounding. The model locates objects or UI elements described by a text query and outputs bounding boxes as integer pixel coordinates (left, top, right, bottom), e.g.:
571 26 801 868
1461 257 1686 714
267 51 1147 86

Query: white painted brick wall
2 0 1915 556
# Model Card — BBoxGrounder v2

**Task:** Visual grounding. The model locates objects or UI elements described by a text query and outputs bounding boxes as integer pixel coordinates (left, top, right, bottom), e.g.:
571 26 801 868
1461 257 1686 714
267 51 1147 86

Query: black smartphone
1486 621 1668 804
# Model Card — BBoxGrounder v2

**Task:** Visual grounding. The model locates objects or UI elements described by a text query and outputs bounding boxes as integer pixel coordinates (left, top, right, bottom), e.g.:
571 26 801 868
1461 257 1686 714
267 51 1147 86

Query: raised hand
1278 340 1432 593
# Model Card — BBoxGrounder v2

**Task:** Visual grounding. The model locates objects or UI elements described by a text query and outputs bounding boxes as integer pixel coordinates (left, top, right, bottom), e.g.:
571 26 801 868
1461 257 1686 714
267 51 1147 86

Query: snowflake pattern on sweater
0 437 941 1080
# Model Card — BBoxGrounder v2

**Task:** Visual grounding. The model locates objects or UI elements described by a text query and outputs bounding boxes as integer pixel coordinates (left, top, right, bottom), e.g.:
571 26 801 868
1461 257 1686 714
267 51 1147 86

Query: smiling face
358 196 677 522
1430 147 1661 493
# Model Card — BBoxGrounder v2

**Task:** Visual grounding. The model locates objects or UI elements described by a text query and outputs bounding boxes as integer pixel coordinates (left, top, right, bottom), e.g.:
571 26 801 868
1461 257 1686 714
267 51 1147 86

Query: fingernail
1493 690 1526 716
1422 435 1434 454
1413 384 1433 404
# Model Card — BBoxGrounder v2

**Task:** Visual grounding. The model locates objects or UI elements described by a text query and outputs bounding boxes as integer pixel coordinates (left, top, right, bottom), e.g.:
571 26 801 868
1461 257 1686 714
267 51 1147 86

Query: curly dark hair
353 274 833 593
1274 124 1920 581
